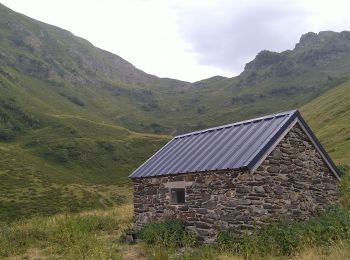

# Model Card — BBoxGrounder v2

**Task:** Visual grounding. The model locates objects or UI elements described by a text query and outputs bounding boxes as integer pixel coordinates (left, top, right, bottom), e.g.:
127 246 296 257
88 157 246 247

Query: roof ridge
129 109 340 179
174 109 297 139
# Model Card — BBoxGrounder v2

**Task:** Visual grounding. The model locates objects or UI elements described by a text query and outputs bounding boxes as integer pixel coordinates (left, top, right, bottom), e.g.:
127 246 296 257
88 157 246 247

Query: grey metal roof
129 110 340 179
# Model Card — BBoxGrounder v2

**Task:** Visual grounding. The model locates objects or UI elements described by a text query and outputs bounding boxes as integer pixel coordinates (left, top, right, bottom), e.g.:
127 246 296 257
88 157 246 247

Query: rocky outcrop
133 124 338 242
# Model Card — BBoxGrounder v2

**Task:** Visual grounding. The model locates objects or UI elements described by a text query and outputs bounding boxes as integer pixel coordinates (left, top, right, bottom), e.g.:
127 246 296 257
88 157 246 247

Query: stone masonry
132 124 338 242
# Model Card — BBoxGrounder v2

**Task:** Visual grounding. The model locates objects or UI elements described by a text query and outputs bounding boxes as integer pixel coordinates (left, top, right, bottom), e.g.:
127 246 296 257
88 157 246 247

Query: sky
1 0 350 82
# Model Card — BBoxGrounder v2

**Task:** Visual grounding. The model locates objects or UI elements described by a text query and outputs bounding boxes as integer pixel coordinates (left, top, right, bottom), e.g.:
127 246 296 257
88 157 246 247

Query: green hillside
301 78 350 166
2 4 350 135
1 2 350 222
0 4 170 221
0 67 168 221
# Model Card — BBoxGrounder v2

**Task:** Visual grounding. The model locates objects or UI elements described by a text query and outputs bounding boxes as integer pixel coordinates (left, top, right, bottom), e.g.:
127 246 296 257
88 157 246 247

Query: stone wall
132 124 338 242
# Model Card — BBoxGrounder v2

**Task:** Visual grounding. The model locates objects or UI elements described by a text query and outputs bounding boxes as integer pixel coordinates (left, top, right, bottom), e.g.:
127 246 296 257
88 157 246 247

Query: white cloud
1 0 230 82
1 0 350 81
174 0 350 73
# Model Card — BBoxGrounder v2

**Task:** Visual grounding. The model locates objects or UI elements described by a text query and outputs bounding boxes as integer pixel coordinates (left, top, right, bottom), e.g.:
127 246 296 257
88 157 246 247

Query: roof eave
129 166 250 180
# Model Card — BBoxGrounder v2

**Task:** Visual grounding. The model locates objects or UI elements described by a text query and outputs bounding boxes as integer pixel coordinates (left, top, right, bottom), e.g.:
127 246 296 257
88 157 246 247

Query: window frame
170 188 186 205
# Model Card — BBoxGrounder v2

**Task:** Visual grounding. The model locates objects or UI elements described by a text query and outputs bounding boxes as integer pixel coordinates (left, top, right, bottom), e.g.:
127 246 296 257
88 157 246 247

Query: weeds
216 204 350 257
0 205 132 259
139 218 197 248
136 204 350 259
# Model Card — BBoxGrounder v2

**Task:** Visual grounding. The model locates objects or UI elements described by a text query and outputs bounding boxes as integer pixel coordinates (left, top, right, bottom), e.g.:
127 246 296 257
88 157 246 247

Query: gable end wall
132 123 338 242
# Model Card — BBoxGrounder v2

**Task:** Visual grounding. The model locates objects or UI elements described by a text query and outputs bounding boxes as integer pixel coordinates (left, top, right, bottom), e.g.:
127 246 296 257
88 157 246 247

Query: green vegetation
0 204 133 259
0 119 166 221
139 219 197 248
132 204 350 259
3 203 350 259
301 78 350 166
129 169 350 259
216 205 349 257
0 8 350 260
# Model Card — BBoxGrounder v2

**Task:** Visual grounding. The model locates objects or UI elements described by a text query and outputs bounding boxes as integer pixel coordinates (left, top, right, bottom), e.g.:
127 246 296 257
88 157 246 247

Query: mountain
2 3 350 135
0 3 171 221
183 31 350 128
0 2 350 221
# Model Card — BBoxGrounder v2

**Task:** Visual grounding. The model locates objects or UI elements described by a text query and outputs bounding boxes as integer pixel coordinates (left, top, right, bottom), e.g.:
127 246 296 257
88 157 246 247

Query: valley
0 2 349 225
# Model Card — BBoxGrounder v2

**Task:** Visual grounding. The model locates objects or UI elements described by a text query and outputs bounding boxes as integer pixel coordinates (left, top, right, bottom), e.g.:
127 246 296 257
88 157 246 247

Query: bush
139 218 197 248
0 128 15 141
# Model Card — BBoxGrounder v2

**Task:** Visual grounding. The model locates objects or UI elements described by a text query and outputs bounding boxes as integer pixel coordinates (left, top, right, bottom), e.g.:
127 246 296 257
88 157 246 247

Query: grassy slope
0 4 172 221
2 192 350 259
2 4 350 135
0 70 168 221
301 78 350 166
1 3 350 223
0 6 349 257
0 123 167 222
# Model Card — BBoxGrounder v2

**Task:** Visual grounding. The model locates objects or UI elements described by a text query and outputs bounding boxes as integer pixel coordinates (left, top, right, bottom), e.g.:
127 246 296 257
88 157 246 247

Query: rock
295 160 304 167
269 159 280 164
125 233 136 244
197 208 208 214
227 199 252 207
274 186 284 195
251 207 267 216
267 166 279 173
254 174 263 181
254 186 265 193
202 200 217 210
236 186 250 193
196 228 213 237
280 164 289 173
239 173 252 181
195 221 211 229
289 192 299 202
271 149 283 159
277 174 289 181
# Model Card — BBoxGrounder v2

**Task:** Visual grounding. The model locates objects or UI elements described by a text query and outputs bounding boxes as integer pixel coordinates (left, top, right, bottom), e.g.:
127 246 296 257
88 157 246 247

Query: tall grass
135 205 350 259
1 173 349 259
139 218 197 248
216 204 350 258
0 204 132 259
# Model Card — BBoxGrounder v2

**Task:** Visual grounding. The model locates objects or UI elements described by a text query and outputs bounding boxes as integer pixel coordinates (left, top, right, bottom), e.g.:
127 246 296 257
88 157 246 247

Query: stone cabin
129 110 340 242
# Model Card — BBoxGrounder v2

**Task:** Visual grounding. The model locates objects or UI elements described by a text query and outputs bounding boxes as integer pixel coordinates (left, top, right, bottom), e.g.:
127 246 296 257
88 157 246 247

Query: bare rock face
132 124 339 242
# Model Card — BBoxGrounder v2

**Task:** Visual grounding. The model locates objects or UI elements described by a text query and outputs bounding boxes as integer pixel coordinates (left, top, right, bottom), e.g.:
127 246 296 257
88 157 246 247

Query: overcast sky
2 0 350 82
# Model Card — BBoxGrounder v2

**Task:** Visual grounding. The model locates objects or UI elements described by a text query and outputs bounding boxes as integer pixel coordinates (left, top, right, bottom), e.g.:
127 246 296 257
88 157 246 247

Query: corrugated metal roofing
129 110 338 179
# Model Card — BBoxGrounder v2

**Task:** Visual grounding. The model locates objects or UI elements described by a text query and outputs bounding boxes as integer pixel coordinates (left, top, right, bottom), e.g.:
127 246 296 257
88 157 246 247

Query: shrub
139 218 197 248
0 128 15 141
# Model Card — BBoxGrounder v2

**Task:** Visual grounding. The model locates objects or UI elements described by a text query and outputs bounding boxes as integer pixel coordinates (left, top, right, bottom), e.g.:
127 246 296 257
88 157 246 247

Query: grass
301 78 350 166
126 167 350 260
0 73 168 221
0 5 350 259
139 218 197 248
0 204 133 259
216 205 349 257
132 205 350 259
1 168 350 260
1 2 350 224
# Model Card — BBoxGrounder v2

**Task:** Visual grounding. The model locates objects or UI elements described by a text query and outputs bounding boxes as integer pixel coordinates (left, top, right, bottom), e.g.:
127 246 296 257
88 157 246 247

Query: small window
170 188 185 204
